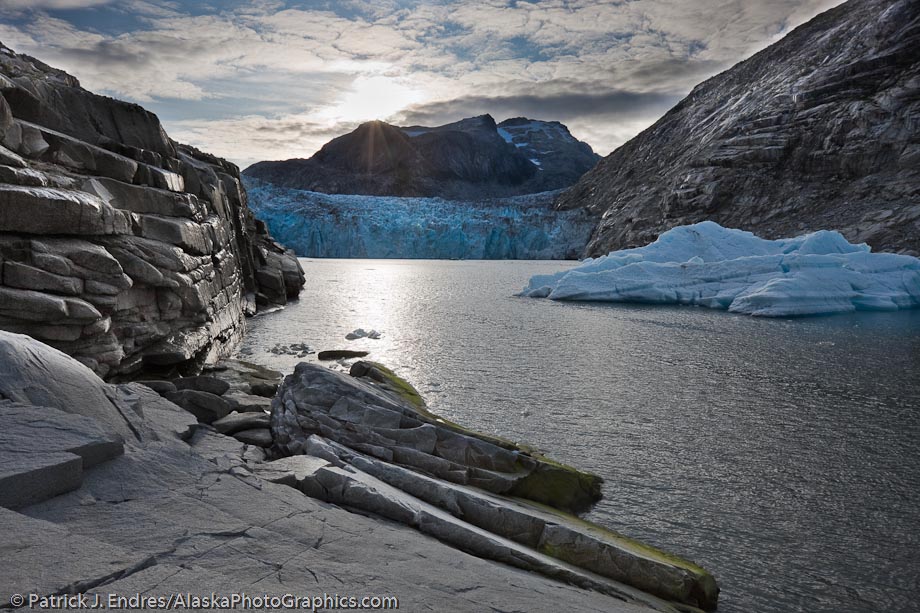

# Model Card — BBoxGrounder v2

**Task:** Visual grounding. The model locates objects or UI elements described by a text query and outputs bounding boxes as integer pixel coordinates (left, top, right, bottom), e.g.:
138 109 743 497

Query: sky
0 0 844 169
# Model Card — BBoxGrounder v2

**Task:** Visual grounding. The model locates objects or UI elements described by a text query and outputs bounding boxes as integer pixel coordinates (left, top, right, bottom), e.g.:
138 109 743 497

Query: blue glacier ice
520 221 920 316
246 180 593 259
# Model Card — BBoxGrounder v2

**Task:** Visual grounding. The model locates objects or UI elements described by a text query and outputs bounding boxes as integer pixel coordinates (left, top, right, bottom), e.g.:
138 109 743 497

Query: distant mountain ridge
557 0 920 257
243 114 600 198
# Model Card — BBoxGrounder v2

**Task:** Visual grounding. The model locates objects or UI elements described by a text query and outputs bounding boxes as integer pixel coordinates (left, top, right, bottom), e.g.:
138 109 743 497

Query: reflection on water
240 259 920 613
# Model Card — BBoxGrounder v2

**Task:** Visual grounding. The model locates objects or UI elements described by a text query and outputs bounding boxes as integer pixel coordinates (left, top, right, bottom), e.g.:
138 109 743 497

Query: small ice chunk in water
346 328 382 340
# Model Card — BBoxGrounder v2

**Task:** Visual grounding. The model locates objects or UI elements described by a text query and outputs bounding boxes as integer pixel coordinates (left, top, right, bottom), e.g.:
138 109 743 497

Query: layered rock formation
0 43 305 378
0 330 714 613
244 114 600 198
558 0 920 257
269 360 719 610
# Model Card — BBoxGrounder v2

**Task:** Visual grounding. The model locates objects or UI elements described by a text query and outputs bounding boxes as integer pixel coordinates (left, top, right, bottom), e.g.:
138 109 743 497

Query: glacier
246 180 593 259
519 221 920 316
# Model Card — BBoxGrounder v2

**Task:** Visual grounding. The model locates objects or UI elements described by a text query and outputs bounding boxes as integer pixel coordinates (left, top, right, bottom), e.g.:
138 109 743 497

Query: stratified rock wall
558 0 920 256
0 43 305 379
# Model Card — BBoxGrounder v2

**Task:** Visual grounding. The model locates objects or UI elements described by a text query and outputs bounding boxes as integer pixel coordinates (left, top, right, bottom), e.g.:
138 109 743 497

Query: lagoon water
239 259 920 613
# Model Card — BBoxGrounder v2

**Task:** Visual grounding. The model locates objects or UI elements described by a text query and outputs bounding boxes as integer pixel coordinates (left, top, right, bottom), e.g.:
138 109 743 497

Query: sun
318 75 424 124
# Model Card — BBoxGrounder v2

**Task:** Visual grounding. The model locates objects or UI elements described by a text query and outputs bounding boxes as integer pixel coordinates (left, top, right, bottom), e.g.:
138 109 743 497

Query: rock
171 375 230 396
0 330 139 440
223 389 273 413
0 401 124 469
0 401 125 509
0 507 155 598
0 44 305 379
163 390 231 424
0 452 83 510
317 349 370 360
0 184 130 236
212 411 270 435
232 428 273 447
337 438 718 610
271 361 602 514
249 381 278 397
3 260 83 295
252 451 685 612
557 0 920 257
136 380 177 395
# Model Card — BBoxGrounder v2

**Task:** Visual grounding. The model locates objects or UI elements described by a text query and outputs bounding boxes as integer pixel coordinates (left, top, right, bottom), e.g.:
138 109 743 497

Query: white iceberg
519 221 920 317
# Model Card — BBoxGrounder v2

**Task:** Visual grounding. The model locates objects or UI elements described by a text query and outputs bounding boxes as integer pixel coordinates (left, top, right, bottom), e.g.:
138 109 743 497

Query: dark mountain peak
316 119 414 173
244 113 600 198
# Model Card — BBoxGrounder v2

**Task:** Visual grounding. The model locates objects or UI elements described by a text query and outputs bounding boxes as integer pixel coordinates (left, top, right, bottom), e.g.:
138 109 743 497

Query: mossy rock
507 461 602 515
523 498 719 610
350 360 603 514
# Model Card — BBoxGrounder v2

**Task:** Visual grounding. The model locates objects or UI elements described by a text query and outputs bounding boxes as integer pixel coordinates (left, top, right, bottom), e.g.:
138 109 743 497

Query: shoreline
0 330 718 612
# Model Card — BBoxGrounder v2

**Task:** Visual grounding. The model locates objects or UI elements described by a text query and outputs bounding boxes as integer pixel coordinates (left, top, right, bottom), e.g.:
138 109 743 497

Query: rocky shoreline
0 330 719 612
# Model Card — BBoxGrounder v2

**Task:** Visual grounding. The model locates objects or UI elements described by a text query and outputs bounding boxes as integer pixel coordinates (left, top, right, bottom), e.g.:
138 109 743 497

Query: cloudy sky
0 0 843 168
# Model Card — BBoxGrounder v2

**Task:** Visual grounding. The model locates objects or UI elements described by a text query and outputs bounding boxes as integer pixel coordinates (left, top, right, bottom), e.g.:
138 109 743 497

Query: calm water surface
239 259 920 613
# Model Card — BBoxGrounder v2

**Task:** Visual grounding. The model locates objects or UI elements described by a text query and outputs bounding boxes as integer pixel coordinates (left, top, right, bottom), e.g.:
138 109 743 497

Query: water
239 258 920 613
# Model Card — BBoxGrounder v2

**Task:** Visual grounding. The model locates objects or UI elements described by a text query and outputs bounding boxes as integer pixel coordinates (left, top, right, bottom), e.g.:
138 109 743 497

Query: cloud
166 113 363 170
0 0 112 10
0 0 846 165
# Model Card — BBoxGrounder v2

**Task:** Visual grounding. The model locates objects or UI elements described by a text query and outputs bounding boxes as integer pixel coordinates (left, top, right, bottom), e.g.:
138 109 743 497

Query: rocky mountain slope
558 0 920 257
0 42 305 379
244 114 600 198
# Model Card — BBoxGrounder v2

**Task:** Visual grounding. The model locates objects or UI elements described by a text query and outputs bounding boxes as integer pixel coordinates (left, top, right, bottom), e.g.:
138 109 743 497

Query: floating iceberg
519 221 920 317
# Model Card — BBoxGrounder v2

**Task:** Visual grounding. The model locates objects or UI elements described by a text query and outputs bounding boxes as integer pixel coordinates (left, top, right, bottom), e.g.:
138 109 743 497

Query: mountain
244 114 600 198
557 0 920 257
0 42 304 379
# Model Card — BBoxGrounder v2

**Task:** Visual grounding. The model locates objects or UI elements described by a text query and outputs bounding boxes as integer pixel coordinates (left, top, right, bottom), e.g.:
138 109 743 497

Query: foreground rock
269 360 719 610
317 349 369 360
558 0 920 257
0 42 305 379
273 360 603 514
0 327 691 612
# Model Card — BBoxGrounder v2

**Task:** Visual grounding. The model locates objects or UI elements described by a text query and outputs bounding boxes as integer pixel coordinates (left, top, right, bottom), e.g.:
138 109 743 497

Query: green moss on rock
350 360 603 514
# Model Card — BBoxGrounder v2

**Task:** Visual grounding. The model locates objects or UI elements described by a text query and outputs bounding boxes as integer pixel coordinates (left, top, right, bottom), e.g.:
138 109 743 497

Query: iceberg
519 221 920 317
245 179 593 260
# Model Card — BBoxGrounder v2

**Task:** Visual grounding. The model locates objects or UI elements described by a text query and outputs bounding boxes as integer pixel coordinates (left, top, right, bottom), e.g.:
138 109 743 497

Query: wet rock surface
558 0 920 257
0 42 305 379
